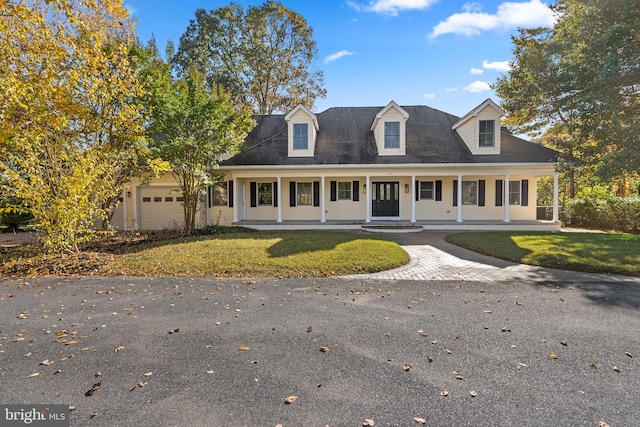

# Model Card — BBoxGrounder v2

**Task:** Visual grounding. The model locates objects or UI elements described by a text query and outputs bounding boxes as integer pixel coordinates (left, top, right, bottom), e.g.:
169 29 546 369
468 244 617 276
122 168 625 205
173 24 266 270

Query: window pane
509 180 521 205
479 120 495 147
337 181 352 200
293 123 308 150
297 182 312 206
258 183 272 206
462 181 477 205
420 181 434 200
212 183 228 206
384 122 400 148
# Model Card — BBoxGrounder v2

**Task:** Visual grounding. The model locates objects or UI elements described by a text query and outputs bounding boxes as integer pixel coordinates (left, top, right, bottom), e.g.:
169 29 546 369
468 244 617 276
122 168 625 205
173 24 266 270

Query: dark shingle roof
221 105 558 166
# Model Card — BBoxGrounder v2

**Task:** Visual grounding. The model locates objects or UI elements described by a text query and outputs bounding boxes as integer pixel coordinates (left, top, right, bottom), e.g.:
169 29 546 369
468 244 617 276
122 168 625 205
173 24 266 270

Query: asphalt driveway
1 273 638 426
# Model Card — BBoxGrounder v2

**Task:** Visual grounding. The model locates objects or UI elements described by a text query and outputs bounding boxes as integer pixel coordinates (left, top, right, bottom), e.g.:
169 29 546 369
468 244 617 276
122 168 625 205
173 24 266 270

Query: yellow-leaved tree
0 0 148 252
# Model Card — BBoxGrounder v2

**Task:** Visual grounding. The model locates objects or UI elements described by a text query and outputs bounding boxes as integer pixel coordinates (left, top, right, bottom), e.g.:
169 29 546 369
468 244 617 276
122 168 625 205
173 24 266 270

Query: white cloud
482 59 511 71
470 68 484 75
348 0 438 16
423 93 436 99
324 50 356 64
125 3 137 15
464 81 492 92
429 0 555 38
445 86 459 92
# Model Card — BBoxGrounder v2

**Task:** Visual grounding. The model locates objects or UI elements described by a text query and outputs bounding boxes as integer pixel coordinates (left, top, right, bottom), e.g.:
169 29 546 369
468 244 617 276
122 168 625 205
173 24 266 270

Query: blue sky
126 0 555 117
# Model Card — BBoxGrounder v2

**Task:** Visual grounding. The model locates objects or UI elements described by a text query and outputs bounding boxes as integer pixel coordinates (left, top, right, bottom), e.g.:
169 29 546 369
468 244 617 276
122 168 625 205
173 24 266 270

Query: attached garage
137 186 185 230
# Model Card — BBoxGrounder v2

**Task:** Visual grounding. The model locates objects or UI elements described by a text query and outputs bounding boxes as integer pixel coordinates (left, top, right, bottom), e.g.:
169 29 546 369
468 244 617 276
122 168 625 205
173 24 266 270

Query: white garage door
138 186 185 230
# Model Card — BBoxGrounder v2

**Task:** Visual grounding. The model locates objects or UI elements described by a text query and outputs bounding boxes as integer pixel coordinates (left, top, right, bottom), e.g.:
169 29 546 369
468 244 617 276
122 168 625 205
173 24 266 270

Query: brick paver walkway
347 231 640 283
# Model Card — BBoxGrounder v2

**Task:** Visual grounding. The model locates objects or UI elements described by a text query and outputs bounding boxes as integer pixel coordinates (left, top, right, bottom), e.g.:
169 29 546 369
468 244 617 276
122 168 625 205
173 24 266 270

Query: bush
565 196 640 232
0 198 33 232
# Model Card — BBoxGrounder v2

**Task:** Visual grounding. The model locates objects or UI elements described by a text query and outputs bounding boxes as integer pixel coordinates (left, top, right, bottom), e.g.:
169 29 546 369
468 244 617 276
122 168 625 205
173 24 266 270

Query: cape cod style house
112 99 561 231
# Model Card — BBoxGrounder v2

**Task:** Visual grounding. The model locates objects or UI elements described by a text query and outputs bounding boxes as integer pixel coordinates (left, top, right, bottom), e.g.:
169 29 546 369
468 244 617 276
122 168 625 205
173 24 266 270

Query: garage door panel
139 187 185 230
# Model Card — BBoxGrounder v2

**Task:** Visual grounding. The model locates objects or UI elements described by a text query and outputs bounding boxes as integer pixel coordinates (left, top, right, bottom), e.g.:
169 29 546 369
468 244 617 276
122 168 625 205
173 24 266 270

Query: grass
445 231 640 276
1 229 409 278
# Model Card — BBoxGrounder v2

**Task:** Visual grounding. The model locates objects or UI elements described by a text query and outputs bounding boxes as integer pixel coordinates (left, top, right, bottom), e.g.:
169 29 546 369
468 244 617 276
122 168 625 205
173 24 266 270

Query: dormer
371 101 409 156
452 98 504 155
285 104 319 157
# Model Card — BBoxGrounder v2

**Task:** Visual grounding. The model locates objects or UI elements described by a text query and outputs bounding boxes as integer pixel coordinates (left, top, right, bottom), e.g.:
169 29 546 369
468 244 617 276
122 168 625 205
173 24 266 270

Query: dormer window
293 123 308 150
285 105 318 157
384 122 400 149
452 99 503 155
479 120 495 147
371 101 409 156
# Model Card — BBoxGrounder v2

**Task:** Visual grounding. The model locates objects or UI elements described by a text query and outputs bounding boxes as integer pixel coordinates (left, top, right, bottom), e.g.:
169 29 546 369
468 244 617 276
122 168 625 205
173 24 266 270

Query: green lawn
445 231 640 276
102 230 409 277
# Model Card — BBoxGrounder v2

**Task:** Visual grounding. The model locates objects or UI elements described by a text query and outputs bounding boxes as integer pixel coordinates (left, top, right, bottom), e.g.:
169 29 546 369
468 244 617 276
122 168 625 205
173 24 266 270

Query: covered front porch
233 219 562 232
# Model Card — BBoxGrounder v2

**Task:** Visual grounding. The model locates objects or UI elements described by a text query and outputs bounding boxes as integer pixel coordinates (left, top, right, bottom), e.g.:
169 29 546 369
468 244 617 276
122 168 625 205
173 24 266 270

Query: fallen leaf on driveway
115 346 125 352
625 352 633 358
613 366 621 372
413 417 426 424
440 390 448 396
168 328 180 334
363 419 375 426
469 390 477 397
598 422 610 427
239 346 250 351
560 340 568 346
284 395 298 404
40 359 54 366
403 363 412 372
320 347 329 353
27 372 40 378
90 411 97 419
550 353 558 359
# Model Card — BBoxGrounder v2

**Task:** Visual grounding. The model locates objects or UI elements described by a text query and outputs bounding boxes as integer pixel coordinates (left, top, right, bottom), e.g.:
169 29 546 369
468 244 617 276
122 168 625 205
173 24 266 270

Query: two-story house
112 99 561 231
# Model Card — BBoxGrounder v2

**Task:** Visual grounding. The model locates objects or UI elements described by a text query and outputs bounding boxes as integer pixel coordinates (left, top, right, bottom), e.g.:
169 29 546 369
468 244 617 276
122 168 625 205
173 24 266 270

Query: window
509 180 521 205
462 181 478 205
176 196 184 202
165 197 173 202
479 120 495 147
337 182 352 200
419 181 434 200
384 121 400 149
212 183 228 206
293 123 308 150
257 182 273 206
296 182 312 206
154 197 162 202
142 197 151 202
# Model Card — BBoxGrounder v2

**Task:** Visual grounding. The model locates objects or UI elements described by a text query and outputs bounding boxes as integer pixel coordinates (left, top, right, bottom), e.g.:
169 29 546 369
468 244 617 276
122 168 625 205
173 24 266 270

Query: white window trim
337 181 352 201
296 181 313 206
419 181 435 201
462 180 478 205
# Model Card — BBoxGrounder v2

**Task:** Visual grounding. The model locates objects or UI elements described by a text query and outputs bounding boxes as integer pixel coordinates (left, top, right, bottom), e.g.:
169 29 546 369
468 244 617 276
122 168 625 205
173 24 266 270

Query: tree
175 0 326 114
0 0 147 252
146 54 254 233
494 0 640 186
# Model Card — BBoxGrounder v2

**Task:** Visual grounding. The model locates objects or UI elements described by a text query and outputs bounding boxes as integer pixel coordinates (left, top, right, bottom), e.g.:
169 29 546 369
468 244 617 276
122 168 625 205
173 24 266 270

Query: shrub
0 198 33 232
566 196 640 232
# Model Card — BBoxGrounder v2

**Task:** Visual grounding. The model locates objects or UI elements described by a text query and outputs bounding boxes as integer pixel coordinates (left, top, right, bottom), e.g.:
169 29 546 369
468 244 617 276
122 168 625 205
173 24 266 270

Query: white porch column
456 175 463 223
503 174 511 223
276 176 282 223
232 177 239 223
320 176 326 223
411 175 416 223
553 174 560 223
122 189 128 231
132 185 139 230
365 176 371 223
